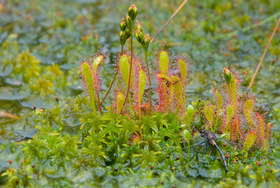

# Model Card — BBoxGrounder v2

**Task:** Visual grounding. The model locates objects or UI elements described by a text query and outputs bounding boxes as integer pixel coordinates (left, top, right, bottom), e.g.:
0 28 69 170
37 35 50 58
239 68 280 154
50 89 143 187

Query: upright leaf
139 70 146 119
92 55 103 89
92 55 103 71
157 74 171 111
117 92 125 114
204 106 214 129
139 70 146 104
120 55 130 87
257 113 265 143
171 76 183 111
228 78 237 112
262 139 269 152
159 51 169 75
178 59 187 84
244 99 254 127
226 105 233 125
243 132 256 150
82 62 96 115
186 105 194 127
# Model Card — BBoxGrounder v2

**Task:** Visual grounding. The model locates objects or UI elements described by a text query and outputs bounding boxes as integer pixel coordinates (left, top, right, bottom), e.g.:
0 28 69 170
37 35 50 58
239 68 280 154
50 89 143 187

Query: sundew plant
1 2 280 187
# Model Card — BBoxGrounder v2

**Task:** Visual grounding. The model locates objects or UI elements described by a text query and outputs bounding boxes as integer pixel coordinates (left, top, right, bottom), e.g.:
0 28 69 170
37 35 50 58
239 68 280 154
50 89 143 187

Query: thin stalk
97 45 124 112
121 31 133 113
139 100 141 120
150 0 189 43
187 142 190 164
246 18 280 97
144 49 152 113
96 92 102 115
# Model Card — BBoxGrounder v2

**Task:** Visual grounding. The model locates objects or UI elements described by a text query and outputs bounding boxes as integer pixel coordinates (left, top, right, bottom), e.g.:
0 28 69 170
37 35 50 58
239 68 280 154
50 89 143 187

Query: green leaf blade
82 62 96 114
159 51 169 75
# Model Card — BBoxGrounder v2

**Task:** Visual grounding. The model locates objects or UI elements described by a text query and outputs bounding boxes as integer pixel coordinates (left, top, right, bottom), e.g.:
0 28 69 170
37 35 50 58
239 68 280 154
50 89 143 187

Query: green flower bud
120 18 126 31
125 14 133 30
135 20 143 32
124 29 131 40
183 130 191 142
128 4 137 21
187 105 194 118
224 68 232 85
143 34 151 49
120 31 126 45
135 29 144 44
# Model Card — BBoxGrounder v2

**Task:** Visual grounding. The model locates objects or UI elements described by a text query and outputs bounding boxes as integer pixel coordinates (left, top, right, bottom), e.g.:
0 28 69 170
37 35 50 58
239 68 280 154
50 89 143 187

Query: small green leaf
178 59 187 84
216 90 223 113
150 123 158 133
159 51 169 75
139 70 146 104
257 113 265 143
120 55 130 87
204 106 214 127
171 76 183 111
220 133 227 139
138 70 146 120
262 139 269 152
92 55 103 71
226 105 233 124
244 99 254 127
117 92 125 114
243 132 256 150
228 77 237 112
82 62 96 114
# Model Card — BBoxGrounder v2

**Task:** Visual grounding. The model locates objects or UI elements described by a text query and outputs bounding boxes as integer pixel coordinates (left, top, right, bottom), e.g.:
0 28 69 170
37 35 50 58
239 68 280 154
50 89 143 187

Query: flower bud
224 68 232 85
135 20 143 32
120 18 126 31
120 31 126 45
187 105 194 118
183 130 190 142
125 14 133 30
143 34 151 49
135 29 144 44
124 29 131 40
128 4 137 21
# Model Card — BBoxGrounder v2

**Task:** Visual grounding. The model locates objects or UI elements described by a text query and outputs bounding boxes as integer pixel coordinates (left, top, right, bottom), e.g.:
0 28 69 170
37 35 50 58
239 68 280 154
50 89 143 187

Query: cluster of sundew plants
1 5 278 188
199 67 273 151
79 4 274 153
81 5 190 120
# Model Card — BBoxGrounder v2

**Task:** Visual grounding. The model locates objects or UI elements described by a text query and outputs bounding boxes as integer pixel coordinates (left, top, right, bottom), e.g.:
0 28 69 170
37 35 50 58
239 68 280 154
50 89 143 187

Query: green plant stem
121 31 133 113
96 92 102 115
97 45 124 112
144 49 152 113
187 141 190 164
139 100 141 120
